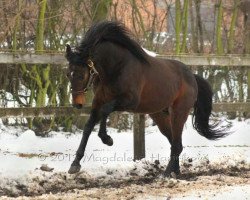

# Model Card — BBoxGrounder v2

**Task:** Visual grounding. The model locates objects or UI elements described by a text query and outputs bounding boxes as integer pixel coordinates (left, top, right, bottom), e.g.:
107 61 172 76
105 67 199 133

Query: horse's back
164 59 197 86
144 57 197 92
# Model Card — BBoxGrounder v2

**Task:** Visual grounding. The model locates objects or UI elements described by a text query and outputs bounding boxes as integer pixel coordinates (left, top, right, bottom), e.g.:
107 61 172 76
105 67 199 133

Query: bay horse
65 21 228 176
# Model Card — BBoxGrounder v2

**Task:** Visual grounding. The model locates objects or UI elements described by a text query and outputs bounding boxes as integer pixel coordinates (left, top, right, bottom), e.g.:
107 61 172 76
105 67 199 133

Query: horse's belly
135 91 174 114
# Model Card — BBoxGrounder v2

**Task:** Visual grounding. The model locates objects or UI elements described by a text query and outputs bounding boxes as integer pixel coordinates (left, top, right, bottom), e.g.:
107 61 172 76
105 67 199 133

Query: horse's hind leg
149 111 172 145
165 100 192 176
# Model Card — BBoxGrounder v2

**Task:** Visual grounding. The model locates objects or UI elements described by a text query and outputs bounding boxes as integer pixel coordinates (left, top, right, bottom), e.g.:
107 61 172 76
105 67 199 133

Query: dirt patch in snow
0 158 249 199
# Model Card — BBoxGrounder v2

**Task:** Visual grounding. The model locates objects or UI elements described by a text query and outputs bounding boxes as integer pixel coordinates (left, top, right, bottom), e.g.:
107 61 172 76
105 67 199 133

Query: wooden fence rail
0 106 91 118
1 52 250 66
0 103 249 118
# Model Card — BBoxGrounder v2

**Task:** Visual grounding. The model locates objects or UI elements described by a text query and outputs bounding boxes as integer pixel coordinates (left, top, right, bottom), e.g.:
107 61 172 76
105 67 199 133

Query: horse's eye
67 71 73 81
75 73 84 80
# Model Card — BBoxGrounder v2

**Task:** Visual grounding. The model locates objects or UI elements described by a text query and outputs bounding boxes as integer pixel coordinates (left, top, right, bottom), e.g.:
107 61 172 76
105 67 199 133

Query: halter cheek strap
87 59 98 75
83 59 99 93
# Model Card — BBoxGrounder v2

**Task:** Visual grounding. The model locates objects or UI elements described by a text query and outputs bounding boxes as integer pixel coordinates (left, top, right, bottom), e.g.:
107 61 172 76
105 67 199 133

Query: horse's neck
94 43 132 82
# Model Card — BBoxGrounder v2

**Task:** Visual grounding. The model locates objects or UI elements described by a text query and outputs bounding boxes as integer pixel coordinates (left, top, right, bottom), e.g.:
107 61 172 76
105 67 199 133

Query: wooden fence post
133 114 145 160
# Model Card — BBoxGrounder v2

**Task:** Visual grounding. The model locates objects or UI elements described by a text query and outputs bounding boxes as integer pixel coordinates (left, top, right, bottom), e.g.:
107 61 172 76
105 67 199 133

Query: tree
91 0 112 22
240 0 250 118
175 0 189 54
216 0 224 55
228 0 239 53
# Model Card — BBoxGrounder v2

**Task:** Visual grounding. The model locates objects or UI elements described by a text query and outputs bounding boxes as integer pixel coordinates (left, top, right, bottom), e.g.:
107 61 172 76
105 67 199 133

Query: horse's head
65 44 91 109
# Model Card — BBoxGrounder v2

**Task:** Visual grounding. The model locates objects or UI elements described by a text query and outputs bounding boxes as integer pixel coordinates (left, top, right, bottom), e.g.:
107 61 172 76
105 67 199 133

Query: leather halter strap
83 59 98 92
71 59 98 95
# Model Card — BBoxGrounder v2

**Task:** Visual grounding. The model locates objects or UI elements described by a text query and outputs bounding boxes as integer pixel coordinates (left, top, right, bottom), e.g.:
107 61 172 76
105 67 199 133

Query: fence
1 52 250 160
1 52 250 66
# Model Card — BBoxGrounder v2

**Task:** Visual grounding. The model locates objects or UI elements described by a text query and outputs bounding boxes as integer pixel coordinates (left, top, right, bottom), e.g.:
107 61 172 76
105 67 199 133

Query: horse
65 21 228 176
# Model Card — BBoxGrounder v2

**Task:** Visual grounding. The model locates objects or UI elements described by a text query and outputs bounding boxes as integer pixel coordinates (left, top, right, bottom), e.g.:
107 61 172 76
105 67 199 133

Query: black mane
78 21 148 63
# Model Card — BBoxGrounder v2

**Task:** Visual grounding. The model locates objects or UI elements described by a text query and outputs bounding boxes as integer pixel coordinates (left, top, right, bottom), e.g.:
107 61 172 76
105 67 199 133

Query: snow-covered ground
0 116 249 199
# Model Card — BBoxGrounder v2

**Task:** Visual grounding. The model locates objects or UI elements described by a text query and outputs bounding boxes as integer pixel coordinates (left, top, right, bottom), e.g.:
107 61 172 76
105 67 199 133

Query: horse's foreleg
98 116 113 146
97 100 116 146
98 95 139 146
68 109 100 174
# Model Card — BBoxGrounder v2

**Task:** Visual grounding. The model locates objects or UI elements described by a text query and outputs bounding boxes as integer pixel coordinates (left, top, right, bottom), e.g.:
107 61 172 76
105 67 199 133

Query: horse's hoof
68 164 81 174
99 135 113 146
164 164 180 177
164 168 180 178
164 170 171 177
104 137 113 146
164 171 179 178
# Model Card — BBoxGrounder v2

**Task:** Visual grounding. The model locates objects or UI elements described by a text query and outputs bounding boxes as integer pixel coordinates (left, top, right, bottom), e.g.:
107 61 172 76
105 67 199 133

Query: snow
0 117 249 176
173 185 250 200
0 116 249 198
143 48 157 57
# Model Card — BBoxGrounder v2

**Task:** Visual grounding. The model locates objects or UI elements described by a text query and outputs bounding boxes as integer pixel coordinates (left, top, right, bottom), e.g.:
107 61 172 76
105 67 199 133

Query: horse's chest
94 85 116 102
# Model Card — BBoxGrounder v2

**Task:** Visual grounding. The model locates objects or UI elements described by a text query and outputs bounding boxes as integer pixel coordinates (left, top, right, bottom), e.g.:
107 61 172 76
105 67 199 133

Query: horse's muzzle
72 93 86 109
73 104 83 109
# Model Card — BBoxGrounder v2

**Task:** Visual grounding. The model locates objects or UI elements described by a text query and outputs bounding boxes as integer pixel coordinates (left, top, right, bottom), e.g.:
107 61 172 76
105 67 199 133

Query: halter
70 59 99 95
83 59 99 92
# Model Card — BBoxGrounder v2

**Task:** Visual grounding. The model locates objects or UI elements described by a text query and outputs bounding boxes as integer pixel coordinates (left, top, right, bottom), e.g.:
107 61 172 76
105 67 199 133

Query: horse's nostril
73 104 83 109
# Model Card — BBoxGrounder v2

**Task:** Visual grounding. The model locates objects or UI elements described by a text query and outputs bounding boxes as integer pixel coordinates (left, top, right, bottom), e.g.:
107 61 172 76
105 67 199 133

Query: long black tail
192 75 229 140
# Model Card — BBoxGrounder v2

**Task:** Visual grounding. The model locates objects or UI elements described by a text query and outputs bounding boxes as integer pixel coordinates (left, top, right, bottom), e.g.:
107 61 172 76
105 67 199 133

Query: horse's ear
65 44 72 61
66 44 71 51
65 44 83 65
